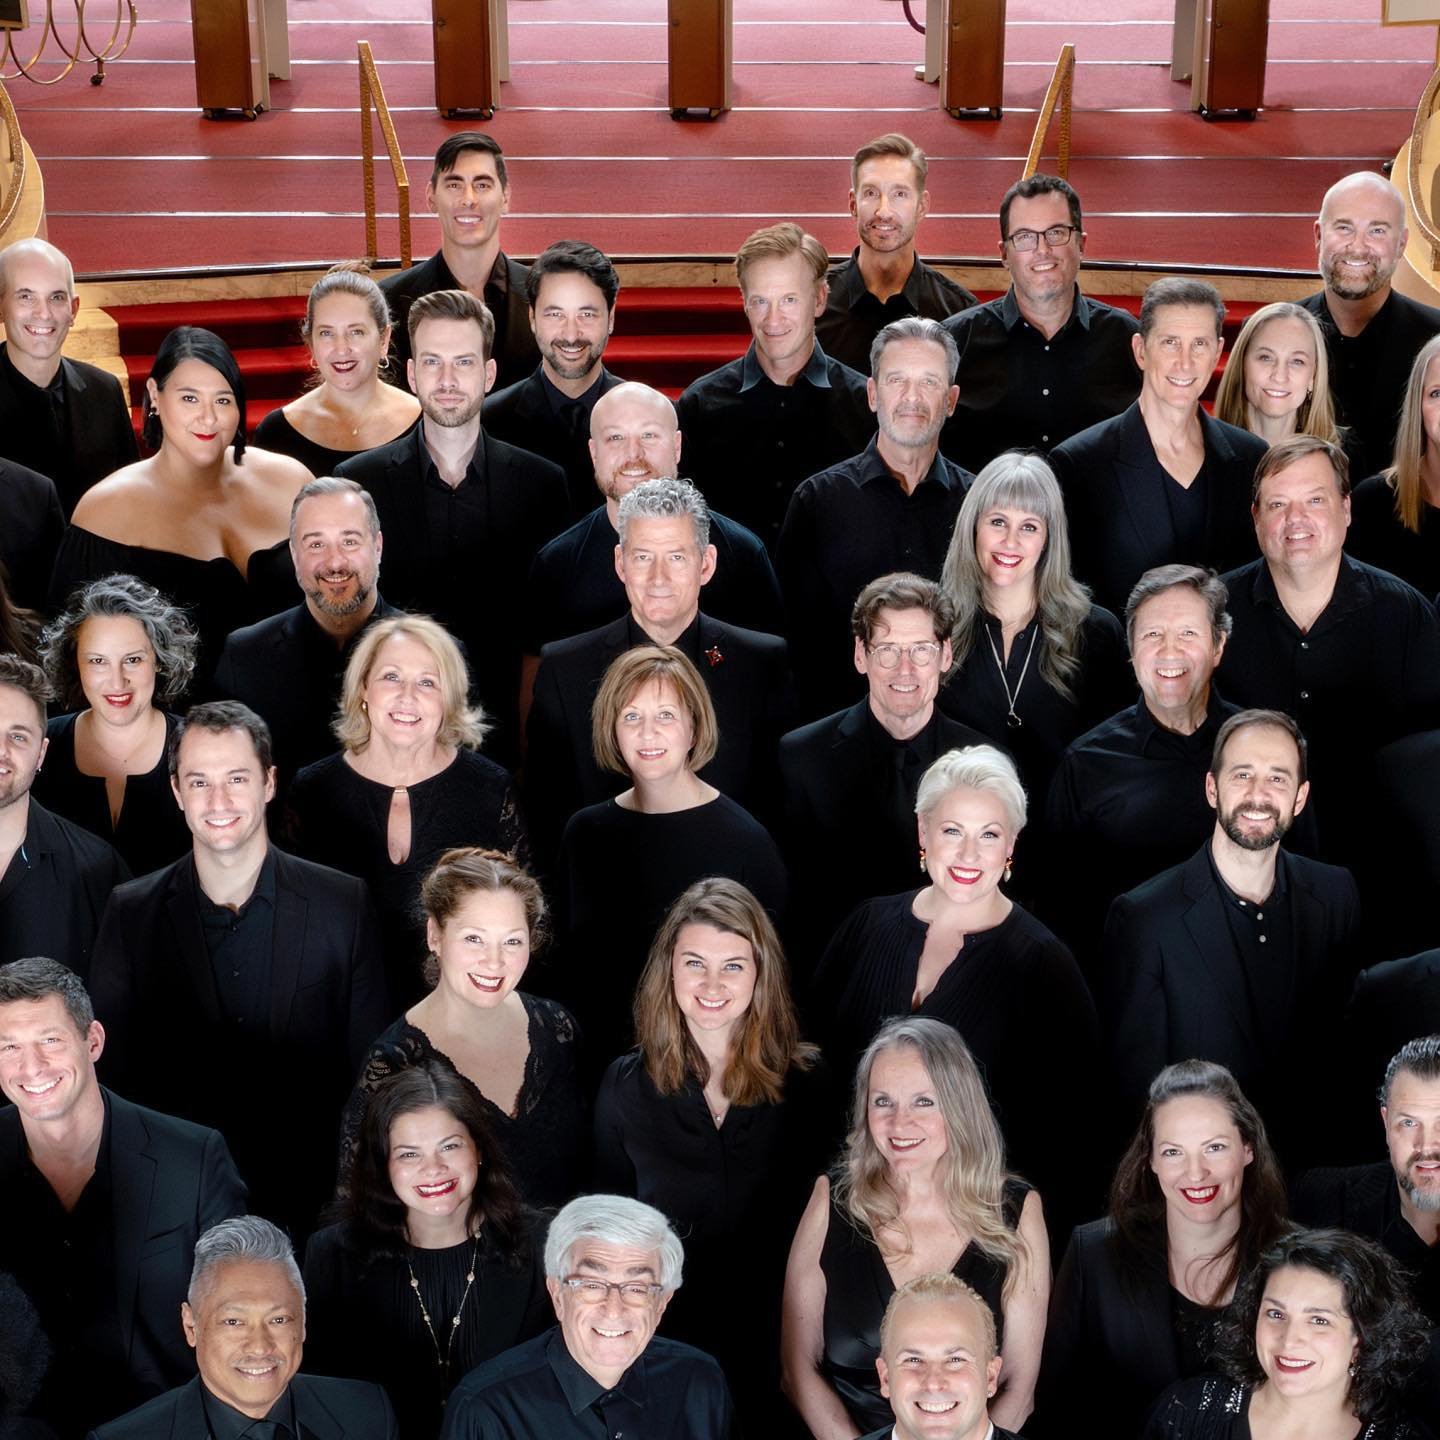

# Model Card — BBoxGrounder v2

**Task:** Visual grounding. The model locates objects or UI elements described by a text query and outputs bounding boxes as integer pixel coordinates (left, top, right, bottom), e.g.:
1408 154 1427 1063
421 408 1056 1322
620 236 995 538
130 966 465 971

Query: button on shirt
199 850 278 1030
941 288 1140 471
1209 848 1293 1058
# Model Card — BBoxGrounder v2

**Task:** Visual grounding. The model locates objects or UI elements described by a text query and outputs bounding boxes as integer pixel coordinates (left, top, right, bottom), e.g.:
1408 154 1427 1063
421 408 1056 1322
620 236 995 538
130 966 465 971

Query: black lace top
339 992 587 1210
1143 1376 1416 1440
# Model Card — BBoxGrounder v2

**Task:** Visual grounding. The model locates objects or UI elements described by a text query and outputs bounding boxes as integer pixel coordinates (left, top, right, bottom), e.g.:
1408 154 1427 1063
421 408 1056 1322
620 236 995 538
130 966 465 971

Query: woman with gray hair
35 572 198 874
936 451 1130 825
812 744 1099 1241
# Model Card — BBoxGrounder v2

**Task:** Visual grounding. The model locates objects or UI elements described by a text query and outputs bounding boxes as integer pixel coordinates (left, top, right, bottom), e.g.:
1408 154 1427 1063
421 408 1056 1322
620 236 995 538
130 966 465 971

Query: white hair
914 744 1028 833
543 1195 685 1292
188 1215 305 1310
616 477 711 550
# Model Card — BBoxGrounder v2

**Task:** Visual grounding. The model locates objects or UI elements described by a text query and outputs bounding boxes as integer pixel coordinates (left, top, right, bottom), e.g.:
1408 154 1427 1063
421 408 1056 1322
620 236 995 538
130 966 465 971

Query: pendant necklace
985 622 1038 730
408 1233 481 1404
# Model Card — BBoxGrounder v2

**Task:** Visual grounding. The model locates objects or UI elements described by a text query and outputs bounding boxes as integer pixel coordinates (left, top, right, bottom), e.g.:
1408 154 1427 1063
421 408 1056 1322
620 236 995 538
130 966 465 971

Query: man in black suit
212 477 397 789
1302 171 1440 481
92 1215 397 1439
0 455 63 611
379 132 538 391
0 238 138 516
777 316 971 718
1050 277 1266 615
526 477 793 868
1293 1034 1440 1323
0 654 129 972
941 173 1141 473
815 132 977 374
676 222 875 548
1103 708 1360 1158
484 239 625 514
89 702 389 1242
0 957 247 1438
336 289 569 761
778 573 984 970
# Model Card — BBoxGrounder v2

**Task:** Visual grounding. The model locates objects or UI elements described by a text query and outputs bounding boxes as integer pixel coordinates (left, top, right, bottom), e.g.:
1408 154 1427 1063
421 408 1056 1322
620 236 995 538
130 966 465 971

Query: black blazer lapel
164 864 224 1024
1178 851 1261 1056
1112 404 1177 561
380 430 432 581
268 854 307 1041
108 1093 159 1373
292 1376 348 1440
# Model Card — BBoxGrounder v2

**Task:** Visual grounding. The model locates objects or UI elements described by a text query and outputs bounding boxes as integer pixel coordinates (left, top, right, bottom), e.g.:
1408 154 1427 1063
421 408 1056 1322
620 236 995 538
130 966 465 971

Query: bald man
521 381 781 657
0 238 136 515
1302 171 1440 480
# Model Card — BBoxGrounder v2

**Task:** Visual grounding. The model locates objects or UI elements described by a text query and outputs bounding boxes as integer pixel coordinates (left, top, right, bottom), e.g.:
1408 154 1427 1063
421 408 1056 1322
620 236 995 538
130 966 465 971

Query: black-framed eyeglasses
867 642 944 670
1004 224 1080 252
561 1276 664 1307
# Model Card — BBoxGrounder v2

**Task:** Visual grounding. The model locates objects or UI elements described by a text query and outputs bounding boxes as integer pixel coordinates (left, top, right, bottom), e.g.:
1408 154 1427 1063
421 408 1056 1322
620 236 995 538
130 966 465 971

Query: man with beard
212 477 398 791
483 240 625 515
1302 172 1440 481
1103 708 1360 1163
1293 1035 1440 1324
336 289 569 762
776 317 971 717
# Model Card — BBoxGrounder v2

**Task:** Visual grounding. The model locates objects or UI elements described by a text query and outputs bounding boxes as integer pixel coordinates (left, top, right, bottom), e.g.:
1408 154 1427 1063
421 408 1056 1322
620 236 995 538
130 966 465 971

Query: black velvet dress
339 993 587 1210
820 1178 1030 1433
254 407 404 481
31 710 190 879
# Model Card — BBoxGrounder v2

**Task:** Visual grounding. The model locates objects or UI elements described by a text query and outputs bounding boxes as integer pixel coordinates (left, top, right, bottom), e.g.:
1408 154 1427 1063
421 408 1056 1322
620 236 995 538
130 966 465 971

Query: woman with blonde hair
1349 330 1440 598
1214 301 1339 446
287 613 525 1002
782 1015 1049 1437
594 876 831 1427
254 262 420 476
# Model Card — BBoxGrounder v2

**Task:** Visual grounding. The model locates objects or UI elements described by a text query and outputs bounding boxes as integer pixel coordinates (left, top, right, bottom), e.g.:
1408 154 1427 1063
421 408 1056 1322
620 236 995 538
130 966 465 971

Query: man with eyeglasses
779 573 987 977
940 174 1140 473
441 1195 736 1439
777 317 973 719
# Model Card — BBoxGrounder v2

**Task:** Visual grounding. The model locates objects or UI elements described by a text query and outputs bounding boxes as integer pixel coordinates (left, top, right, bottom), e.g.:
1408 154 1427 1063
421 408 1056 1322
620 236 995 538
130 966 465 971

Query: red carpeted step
105 297 308 354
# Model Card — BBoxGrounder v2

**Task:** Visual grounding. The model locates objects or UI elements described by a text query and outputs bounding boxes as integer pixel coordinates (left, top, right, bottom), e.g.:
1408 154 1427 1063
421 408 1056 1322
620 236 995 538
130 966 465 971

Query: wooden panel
668 0 732 117
191 0 268 116
941 0 1007 119
1193 0 1269 116
433 0 500 117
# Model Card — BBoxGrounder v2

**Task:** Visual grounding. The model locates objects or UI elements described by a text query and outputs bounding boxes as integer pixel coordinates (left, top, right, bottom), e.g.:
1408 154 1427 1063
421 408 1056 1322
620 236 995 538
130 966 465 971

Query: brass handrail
358 40 411 269
1406 62 1440 271
2 0 137 87
0 77 28 239
1023 43 1075 180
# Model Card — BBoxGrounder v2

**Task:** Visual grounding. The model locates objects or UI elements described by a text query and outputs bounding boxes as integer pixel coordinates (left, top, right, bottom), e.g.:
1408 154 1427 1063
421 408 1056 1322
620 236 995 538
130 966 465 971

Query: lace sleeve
500 782 532 870
335 1025 423 1195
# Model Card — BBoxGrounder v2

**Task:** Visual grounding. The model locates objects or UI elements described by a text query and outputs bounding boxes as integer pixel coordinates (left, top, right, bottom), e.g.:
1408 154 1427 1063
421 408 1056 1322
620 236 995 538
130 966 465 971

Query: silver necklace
985 623 1038 729
407 1233 481 1402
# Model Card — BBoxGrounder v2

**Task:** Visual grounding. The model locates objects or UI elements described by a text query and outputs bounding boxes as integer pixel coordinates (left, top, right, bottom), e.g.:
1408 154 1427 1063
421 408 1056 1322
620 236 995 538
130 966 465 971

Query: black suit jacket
1032 1219 1183 1440
525 612 794 869
89 848 389 1238
1050 401 1266 616
483 365 624 516
1103 845 1360 1150
89 1374 398 1440
1369 731 1440 961
380 250 538 394
0 346 138 517
0 1090 246 1420
0 456 64 609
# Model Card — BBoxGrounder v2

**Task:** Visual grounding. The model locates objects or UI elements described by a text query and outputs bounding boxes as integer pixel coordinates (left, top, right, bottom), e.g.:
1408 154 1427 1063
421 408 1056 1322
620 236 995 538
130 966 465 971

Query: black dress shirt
1303 287 1440 482
201 1384 298 1440
1208 848 1293 1057
816 248 978 375
941 287 1141 471
200 850 277 1031
1348 473 1440 603
523 504 782 655
776 436 972 716
439 1327 736 1440
675 342 875 547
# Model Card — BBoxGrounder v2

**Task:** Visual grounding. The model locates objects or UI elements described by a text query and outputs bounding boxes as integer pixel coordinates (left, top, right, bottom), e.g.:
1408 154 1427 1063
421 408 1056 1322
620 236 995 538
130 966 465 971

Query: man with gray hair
525 476 793 868
777 316 972 717
0 237 137 515
92 1214 397 1437
212 476 401 788
1293 1035 1440 1324
441 1195 734 1439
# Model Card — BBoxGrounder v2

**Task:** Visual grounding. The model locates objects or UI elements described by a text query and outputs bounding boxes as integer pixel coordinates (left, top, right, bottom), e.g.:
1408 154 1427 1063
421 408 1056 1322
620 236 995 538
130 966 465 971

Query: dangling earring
1004 855 1014 884
918 846 927 873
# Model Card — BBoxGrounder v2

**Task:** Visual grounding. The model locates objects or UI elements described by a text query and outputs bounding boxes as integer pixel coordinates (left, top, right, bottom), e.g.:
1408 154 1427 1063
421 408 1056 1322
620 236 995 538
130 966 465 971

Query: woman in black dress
253 263 420 477
1032 1060 1290 1438
554 645 787 1065
49 327 308 675
782 1016 1048 1438
305 1062 550 1440
35 574 196 876
812 743 1099 1231
594 876 831 1427
936 451 1130 828
1348 332 1440 600
1144 1229 1430 1440
340 847 585 1210
287 613 526 1003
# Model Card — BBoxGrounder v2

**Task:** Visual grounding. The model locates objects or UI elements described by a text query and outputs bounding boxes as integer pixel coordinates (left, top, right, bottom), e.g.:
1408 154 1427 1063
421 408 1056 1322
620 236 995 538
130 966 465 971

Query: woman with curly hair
305 1062 549 1440
782 1016 1049 1437
1143 1228 1431 1439
35 573 198 874
1214 302 1339 447
1032 1060 1290 1437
